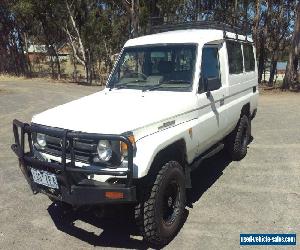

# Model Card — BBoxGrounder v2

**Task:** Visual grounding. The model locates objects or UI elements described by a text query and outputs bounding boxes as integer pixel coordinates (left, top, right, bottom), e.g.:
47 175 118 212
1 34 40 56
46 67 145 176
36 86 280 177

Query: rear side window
243 44 255 72
226 41 243 74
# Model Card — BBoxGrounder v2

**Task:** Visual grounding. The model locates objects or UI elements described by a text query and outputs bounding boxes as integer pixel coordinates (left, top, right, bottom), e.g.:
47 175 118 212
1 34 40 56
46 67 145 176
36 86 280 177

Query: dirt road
0 79 299 249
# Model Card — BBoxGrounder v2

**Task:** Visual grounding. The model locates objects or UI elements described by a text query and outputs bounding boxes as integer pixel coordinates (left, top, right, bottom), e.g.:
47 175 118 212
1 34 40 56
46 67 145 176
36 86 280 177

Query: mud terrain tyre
226 114 250 161
135 161 186 246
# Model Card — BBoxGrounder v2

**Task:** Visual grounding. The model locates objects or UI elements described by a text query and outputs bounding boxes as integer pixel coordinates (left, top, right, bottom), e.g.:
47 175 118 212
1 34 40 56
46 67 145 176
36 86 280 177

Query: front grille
44 135 97 163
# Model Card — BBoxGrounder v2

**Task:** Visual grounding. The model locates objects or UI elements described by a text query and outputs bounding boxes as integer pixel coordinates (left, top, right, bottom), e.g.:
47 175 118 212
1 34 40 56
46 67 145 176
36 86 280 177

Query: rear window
226 41 243 74
243 44 255 72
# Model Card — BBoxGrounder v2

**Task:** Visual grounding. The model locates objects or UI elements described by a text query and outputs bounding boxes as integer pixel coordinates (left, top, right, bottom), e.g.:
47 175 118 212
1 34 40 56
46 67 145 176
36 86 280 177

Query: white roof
125 29 252 47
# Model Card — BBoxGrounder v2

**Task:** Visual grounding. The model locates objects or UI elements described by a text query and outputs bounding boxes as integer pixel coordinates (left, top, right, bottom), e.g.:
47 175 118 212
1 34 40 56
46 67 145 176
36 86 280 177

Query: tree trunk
243 0 249 27
130 0 139 38
65 0 88 82
64 24 86 75
9 43 18 75
258 0 272 84
16 30 28 76
258 35 265 83
40 17 56 79
268 55 277 86
13 38 21 75
86 50 93 85
85 65 89 84
282 2 300 89
72 55 78 82
52 46 61 80
103 39 113 72
23 32 32 76
122 0 139 38
253 0 261 46
48 49 55 79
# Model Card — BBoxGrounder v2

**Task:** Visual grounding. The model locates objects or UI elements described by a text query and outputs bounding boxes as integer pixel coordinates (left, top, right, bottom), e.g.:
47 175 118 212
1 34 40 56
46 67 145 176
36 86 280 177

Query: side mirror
203 77 221 97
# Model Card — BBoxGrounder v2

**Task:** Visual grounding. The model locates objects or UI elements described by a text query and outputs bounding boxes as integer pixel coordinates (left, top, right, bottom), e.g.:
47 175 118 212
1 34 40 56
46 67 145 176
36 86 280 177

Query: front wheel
135 161 186 246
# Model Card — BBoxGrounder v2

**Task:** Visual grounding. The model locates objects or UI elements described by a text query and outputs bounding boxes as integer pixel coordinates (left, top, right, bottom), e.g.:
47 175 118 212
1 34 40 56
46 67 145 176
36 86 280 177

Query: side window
200 47 221 92
243 43 255 72
227 41 243 74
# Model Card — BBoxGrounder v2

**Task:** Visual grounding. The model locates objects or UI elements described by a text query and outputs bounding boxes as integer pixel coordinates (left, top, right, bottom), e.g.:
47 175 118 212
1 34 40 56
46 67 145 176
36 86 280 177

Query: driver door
195 44 227 154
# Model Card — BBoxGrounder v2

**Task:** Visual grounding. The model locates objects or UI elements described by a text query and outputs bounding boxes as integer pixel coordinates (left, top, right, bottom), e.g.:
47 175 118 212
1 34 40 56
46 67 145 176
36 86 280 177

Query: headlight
36 133 46 148
96 140 112 162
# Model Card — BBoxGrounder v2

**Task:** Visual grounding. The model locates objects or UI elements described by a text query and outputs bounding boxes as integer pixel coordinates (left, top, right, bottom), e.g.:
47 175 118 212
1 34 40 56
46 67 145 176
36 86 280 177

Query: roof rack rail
150 20 249 40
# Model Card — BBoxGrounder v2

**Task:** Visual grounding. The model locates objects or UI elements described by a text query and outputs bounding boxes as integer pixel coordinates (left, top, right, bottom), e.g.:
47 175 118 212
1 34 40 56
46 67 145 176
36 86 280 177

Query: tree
282 1 300 89
266 0 294 86
1 0 299 88
0 0 29 76
121 0 141 38
253 0 261 46
12 0 67 79
63 0 89 82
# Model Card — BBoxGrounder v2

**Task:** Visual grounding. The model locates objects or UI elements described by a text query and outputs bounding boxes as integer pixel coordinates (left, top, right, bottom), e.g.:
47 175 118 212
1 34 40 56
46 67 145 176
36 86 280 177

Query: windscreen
108 44 197 91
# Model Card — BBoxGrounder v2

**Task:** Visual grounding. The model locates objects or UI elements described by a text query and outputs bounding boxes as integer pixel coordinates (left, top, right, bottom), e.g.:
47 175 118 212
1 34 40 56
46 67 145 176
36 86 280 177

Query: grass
0 74 26 81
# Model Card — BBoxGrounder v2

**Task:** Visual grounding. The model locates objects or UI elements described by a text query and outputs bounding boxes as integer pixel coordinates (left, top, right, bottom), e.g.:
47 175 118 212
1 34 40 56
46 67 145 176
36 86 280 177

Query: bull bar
11 119 136 206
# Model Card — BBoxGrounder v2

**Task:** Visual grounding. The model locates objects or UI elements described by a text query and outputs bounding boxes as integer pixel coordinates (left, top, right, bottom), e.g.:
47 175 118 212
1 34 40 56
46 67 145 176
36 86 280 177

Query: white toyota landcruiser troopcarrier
12 22 258 245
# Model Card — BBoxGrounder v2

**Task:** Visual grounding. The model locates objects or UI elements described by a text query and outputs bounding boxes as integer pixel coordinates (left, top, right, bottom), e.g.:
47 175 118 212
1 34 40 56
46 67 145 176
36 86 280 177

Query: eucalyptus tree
13 0 67 79
261 0 295 85
0 0 28 75
283 1 300 89
1 0 298 88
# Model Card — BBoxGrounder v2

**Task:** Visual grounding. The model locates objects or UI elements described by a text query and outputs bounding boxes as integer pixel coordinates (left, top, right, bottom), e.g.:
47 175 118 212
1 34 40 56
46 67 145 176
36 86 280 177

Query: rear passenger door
195 44 227 154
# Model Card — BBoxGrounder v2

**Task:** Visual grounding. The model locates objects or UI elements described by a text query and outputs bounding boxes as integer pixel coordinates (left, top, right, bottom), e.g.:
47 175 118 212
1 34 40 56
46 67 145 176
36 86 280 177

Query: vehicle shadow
48 202 189 249
47 149 233 249
48 203 149 249
187 150 232 205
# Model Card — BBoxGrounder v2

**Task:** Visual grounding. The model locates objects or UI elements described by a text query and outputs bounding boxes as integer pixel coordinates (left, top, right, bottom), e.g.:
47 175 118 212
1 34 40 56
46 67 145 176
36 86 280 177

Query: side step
190 143 224 171
185 143 224 188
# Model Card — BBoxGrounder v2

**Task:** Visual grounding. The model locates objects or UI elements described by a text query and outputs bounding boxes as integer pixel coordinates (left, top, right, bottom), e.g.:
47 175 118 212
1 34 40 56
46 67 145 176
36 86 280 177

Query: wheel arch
142 138 188 182
152 139 187 168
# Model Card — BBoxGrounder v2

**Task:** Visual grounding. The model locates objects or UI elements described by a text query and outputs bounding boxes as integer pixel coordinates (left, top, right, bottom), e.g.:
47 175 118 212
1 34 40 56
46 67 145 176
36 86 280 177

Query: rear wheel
226 114 250 161
135 161 186 246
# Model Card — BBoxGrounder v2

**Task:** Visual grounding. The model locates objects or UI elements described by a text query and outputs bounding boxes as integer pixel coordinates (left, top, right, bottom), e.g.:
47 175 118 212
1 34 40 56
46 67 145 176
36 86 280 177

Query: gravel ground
0 79 299 250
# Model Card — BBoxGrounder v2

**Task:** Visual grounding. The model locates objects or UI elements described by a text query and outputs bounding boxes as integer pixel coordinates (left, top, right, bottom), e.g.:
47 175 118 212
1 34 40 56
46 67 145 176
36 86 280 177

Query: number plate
31 168 59 189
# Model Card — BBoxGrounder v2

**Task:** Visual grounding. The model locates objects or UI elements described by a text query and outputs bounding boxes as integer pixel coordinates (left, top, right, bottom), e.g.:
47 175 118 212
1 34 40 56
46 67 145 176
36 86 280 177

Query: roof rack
149 20 250 42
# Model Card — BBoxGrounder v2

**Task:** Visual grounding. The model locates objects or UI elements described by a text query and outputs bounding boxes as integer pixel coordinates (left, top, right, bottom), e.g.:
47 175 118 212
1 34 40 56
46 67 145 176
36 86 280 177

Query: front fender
133 119 199 178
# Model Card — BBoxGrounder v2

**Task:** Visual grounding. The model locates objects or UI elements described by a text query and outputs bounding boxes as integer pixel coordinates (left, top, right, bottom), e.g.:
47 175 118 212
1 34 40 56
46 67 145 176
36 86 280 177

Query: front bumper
11 119 136 206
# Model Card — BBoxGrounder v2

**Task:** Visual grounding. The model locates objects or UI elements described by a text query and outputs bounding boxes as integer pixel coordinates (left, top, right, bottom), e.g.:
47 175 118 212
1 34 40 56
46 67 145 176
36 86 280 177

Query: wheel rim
162 179 180 226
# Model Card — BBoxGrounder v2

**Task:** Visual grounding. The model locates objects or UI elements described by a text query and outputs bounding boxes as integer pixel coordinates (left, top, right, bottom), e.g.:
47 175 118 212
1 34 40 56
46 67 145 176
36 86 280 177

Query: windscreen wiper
111 82 130 90
142 80 190 92
142 82 166 92
109 79 147 90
